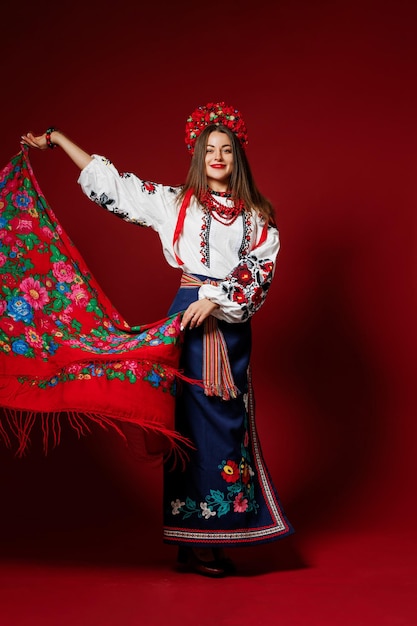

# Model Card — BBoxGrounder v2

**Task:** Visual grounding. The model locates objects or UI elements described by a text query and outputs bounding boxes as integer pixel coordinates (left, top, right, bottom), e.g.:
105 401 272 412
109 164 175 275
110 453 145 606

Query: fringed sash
180 273 239 401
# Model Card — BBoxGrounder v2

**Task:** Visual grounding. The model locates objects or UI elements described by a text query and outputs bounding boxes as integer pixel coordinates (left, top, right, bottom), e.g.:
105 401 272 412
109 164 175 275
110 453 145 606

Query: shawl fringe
0 406 193 468
0 148 201 465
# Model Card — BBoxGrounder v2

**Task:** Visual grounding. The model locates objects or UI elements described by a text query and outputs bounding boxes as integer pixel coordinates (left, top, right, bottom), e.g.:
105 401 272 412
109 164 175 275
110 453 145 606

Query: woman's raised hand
21 132 48 150
20 130 93 171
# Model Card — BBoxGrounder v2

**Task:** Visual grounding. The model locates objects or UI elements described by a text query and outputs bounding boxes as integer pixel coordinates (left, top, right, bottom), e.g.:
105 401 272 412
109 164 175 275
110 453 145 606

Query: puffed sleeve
198 223 280 323
77 155 179 230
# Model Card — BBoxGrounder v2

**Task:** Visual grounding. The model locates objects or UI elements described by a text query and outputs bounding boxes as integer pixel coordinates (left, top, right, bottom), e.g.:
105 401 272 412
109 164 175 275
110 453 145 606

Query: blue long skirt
163 276 293 547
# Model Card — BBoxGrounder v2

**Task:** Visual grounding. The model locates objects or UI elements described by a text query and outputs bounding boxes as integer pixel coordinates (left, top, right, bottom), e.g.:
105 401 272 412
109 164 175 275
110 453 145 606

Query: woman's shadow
263 237 389 540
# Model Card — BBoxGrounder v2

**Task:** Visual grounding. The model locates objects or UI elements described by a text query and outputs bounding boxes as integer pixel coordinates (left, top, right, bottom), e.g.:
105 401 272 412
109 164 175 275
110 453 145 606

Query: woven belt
180 273 239 401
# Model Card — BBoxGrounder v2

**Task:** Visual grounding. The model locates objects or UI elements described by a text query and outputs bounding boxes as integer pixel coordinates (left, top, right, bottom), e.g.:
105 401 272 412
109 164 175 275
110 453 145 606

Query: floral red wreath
185 102 248 154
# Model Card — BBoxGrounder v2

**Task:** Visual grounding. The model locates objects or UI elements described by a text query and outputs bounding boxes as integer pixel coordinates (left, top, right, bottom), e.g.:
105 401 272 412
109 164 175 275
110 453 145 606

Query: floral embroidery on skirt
163 281 293 547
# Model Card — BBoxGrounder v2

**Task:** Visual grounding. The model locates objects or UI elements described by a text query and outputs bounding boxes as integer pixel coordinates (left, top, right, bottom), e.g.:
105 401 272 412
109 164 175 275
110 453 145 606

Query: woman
22 102 293 577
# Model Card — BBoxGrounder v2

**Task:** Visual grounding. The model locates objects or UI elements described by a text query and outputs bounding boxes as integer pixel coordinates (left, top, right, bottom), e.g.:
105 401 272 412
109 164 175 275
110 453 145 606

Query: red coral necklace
200 189 245 226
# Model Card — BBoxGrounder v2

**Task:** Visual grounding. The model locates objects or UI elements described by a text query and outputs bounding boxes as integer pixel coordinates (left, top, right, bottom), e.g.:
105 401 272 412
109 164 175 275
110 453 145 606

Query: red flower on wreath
221 460 240 483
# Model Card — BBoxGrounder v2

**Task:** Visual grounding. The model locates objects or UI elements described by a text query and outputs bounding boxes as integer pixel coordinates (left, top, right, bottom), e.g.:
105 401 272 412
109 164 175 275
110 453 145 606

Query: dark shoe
177 546 226 578
213 548 237 575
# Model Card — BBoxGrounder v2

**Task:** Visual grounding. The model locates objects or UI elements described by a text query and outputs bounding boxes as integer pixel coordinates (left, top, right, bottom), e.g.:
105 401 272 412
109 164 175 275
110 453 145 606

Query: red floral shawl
0 149 187 456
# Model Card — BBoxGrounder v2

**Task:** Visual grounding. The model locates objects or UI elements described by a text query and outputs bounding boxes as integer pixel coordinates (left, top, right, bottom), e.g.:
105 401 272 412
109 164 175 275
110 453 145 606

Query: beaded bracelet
45 127 57 149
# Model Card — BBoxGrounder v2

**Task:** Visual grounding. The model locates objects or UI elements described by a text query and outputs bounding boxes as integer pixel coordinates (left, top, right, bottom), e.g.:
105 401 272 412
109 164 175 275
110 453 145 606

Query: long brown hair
177 125 276 225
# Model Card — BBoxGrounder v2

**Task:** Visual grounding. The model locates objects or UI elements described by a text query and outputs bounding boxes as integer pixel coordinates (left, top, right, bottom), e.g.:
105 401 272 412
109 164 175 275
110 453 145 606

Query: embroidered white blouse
78 155 280 323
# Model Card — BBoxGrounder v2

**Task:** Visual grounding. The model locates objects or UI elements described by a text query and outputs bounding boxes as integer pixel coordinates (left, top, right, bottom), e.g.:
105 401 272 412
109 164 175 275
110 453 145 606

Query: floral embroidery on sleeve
220 253 274 321
85 158 164 226
141 181 157 194
88 189 148 226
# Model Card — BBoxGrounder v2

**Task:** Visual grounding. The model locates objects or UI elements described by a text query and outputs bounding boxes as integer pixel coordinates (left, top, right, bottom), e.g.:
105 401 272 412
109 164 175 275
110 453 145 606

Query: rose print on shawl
0 155 179 371
221 254 274 321
20 277 50 310
0 149 185 455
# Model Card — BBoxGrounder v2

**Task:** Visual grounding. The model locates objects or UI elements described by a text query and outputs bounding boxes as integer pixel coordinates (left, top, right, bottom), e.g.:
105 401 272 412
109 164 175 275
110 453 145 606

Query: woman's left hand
181 299 220 331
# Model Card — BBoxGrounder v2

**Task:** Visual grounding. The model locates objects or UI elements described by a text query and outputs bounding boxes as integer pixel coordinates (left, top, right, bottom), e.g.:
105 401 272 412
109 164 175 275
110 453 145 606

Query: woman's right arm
21 130 93 170
21 130 173 232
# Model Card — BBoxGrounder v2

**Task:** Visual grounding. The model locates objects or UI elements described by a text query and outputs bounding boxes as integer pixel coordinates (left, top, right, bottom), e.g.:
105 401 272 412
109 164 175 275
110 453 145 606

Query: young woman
22 102 293 576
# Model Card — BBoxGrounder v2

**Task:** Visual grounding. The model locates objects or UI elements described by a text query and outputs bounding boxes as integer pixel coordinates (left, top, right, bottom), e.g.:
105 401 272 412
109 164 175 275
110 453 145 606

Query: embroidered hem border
163 368 293 546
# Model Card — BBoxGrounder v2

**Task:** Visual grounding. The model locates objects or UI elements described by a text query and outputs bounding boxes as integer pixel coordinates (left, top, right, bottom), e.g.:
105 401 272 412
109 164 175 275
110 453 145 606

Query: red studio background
0 0 416 622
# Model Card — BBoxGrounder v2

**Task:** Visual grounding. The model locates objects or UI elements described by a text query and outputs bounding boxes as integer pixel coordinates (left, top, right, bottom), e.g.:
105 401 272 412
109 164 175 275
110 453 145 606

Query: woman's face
205 130 234 191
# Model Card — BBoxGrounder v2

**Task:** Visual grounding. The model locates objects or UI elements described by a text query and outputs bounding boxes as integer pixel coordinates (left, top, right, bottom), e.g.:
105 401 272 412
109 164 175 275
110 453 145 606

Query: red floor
0 431 415 626
0 527 414 626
